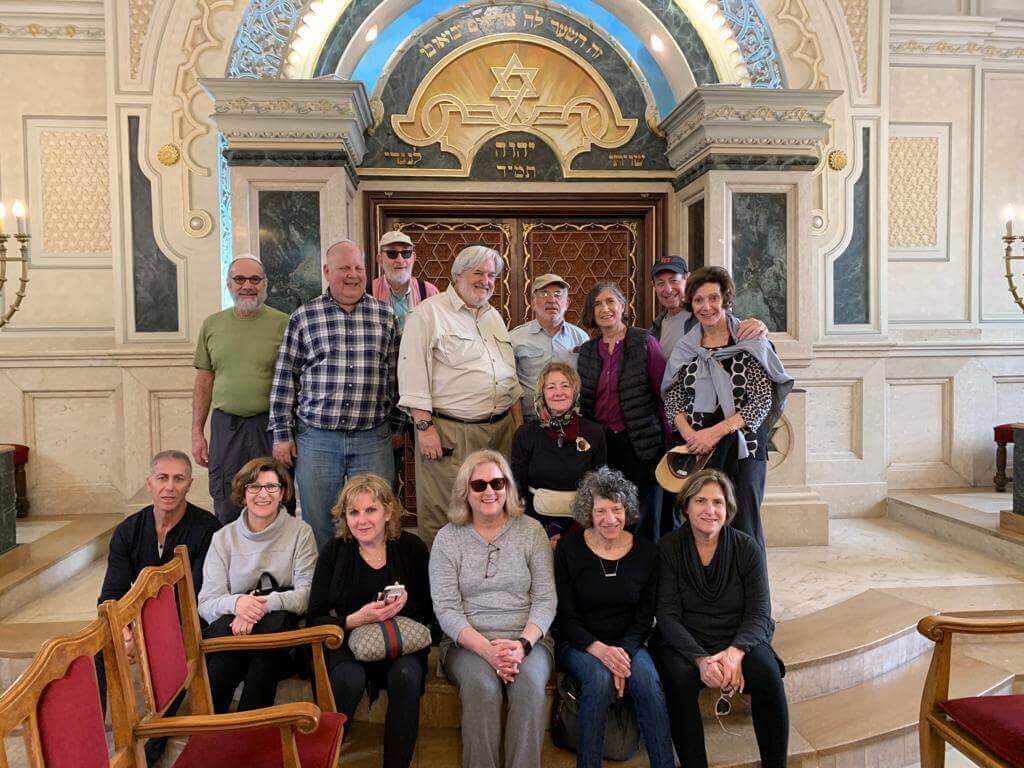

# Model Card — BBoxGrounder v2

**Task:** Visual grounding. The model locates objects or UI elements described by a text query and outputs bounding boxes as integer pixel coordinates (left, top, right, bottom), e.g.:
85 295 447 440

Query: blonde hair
448 449 522 525
331 474 405 541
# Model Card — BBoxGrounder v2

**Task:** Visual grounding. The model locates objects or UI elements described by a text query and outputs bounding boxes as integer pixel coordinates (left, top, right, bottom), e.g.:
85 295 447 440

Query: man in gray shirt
509 273 589 421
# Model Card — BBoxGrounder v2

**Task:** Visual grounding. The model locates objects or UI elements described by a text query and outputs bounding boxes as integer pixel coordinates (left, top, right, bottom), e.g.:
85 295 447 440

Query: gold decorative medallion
156 143 181 166
827 149 847 171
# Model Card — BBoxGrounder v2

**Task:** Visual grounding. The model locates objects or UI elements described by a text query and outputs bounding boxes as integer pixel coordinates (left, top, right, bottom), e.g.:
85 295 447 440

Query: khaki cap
532 273 570 292
379 231 414 249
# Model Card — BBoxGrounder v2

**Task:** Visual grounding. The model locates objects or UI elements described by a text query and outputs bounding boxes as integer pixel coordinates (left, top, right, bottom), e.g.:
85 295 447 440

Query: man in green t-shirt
192 256 289 523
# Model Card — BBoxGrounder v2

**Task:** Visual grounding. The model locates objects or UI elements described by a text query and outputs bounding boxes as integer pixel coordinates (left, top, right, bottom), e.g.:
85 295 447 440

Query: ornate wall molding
774 0 828 89
890 39 1024 59
213 96 358 116
888 136 937 249
129 0 157 79
890 14 1024 62
228 0 303 78
0 3 105 54
837 0 868 93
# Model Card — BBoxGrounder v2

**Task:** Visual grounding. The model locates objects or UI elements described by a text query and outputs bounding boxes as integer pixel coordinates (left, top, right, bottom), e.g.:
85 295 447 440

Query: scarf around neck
680 520 736 602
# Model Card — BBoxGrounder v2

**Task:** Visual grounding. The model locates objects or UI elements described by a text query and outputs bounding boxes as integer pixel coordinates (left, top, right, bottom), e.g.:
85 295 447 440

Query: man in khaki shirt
398 245 524 544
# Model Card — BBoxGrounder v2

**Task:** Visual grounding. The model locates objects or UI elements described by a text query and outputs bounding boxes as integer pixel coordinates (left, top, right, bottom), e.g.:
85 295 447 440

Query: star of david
490 53 539 124
767 424 782 454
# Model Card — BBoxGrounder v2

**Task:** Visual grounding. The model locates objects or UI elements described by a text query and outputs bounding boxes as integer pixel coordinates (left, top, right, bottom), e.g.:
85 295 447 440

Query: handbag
550 672 640 761
349 616 431 662
202 572 298 639
529 488 577 518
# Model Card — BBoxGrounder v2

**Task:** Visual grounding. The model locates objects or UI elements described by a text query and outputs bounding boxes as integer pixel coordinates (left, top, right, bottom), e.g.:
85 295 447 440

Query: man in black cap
650 255 767 358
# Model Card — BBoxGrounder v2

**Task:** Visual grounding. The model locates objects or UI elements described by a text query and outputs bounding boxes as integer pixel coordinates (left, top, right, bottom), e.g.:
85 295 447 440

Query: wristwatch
414 418 434 431
517 637 533 657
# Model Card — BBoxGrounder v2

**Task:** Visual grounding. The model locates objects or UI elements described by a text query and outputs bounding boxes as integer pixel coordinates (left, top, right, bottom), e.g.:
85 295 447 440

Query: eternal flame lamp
0 199 30 328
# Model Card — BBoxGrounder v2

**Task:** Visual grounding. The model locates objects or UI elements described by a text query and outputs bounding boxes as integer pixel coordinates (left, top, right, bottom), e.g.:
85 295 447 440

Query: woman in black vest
577 282 668 540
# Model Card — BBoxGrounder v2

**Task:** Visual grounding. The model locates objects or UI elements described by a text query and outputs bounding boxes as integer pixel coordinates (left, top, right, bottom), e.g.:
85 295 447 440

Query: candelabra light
0 199 31 329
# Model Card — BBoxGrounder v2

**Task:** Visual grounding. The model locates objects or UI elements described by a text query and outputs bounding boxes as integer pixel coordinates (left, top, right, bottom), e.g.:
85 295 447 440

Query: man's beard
234 293 266 313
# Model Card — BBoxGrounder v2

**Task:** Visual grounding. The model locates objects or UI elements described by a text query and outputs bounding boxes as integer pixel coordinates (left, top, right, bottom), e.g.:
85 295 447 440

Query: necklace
360 546 386 567
598 556 619 578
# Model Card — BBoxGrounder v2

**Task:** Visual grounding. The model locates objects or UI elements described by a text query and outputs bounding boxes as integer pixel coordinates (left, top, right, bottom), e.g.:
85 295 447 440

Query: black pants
655 643 788 768
702 439 767 549
605 430 663 541
328 648 425 768
209 409 296 524
205 647 292 713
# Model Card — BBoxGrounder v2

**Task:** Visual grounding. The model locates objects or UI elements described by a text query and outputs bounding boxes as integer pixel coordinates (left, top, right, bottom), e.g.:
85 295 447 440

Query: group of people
98 232 795 768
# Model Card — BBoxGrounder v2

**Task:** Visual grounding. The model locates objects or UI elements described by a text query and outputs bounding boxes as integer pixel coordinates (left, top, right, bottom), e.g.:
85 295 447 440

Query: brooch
575 437 591 452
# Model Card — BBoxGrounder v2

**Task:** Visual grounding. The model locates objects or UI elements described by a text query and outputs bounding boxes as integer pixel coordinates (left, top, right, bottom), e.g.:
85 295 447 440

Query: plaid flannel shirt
269 292 400 444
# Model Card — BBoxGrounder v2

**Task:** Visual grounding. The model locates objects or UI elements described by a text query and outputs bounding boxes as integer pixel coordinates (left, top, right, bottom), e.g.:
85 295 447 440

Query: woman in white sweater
197 456 317 712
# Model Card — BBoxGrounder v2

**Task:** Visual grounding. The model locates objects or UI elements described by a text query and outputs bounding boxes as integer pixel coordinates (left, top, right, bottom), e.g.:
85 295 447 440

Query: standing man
650 255 769 359
398 245 523 545
509 273 589 421
270 240 400 551
371 230 439 332
192 255 289 524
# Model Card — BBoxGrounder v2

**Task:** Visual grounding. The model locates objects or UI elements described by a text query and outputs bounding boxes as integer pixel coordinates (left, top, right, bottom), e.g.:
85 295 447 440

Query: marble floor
14 519 70 545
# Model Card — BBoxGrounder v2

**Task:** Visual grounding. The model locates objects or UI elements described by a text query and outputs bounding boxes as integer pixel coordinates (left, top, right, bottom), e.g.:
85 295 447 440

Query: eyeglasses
231 275 265 286
714 692 741 736
469 477 507 493
484 543 500 579
244 482 282 495
535 289 566 299
382 249 414 260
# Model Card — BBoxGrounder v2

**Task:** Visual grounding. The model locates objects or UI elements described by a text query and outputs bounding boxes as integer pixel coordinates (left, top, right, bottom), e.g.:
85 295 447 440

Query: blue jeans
557 646 675 768
294 421 393 551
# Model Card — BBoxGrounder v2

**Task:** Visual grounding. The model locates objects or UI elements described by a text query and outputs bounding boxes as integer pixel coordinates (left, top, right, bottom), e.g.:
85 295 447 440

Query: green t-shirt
193 306 289 417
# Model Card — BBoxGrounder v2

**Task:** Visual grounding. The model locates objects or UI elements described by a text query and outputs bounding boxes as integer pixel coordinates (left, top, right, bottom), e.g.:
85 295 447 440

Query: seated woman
554 466 674 768
429 449 557 768
511 362 607 542
654 469 787 768
197 456 317 712
661 266 792 548
306 474 432 768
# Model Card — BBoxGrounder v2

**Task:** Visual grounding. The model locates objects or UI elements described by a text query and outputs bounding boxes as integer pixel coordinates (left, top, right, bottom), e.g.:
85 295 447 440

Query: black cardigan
554 530 657 657
306 531 434 635
655 522 774 663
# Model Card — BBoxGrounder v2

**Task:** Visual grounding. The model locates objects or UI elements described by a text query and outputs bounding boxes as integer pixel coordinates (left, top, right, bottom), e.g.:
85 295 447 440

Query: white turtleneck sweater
198 509 317 624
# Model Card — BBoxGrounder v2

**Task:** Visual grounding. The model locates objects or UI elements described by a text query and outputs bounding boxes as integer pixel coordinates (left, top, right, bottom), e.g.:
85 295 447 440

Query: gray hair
226 255 265 277
149 450 192 477
451 245 504 279
571 466 639 527
582 281 630 331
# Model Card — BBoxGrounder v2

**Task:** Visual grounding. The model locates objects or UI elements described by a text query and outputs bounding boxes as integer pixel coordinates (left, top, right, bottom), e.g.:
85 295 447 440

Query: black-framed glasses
484 543 500 579
244 482 282 495
469 477 507 493
381 249 414 260
231 275 265 285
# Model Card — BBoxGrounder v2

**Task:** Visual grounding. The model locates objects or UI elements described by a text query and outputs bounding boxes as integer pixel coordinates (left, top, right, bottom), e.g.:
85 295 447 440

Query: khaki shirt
398 285 522 420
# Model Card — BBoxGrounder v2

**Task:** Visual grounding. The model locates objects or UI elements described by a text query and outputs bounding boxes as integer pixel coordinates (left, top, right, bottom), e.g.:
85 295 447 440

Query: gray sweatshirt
429 514 556 647
198 509 317 624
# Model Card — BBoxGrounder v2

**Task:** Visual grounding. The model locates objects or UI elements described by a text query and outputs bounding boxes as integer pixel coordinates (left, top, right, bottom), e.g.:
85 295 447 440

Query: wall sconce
0 199 31 329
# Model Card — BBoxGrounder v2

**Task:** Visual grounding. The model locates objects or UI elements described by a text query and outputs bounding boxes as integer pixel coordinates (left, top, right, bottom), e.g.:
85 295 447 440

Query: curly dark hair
682 266 735 313
570 466 640 527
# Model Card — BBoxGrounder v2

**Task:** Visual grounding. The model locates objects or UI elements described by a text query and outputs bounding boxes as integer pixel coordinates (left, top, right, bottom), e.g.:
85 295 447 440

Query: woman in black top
654 469 786 768
554 467 674 768
511 361 607 541
661 267 792 548
306 474 433 768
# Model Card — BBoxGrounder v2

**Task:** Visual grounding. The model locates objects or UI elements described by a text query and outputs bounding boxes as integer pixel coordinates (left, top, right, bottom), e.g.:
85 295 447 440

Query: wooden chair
98 544 346 768
0 617 133 767
919 614 1024 768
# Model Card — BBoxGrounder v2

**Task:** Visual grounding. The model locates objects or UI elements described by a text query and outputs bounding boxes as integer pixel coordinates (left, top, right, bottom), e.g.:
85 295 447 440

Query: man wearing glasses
192 256 289 523
371 230 439 331
509 274 589 422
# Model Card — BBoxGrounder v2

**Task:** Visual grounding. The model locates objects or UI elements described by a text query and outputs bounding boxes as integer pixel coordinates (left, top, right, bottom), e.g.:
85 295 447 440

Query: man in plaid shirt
269 240 400 550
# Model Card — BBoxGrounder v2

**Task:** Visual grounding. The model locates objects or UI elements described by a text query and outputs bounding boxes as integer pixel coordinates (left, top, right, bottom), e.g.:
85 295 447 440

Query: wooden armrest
918 614 1024 641
134 702 320 738
200 625 344 653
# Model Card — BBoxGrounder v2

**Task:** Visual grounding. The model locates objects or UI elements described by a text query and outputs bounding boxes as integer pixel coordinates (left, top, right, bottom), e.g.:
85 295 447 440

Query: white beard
234 295 265 313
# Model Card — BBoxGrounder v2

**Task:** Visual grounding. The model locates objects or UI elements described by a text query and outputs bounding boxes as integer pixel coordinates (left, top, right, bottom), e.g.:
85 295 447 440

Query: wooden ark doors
365 191 667 519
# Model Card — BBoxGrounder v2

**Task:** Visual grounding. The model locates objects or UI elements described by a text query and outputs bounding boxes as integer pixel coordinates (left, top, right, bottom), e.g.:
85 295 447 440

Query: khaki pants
414 413 516 546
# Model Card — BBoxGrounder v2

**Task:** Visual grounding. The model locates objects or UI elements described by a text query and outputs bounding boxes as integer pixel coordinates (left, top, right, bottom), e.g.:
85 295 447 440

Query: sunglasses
382 249 414 259
469 477 507 493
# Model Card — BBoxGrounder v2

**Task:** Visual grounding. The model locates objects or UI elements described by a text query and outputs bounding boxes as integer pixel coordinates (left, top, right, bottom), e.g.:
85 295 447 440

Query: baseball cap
652 255 689 278
379 231 414 249
532 274 570 292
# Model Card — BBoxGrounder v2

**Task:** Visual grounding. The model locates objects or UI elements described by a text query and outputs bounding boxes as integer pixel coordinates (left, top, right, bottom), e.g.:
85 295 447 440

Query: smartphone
378 583 405 604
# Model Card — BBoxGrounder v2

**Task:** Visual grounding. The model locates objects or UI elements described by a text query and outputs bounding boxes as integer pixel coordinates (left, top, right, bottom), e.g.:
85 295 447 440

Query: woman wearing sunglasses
429 449 557 768
511 361 607 544
654 469 787 768
197 456 317 712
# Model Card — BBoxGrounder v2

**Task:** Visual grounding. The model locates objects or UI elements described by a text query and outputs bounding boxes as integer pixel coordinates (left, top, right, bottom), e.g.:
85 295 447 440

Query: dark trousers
328 649 425 768
605 430 663 541
95 654 181 766
205 648 292 713
655 643 788 768
209 409 295 524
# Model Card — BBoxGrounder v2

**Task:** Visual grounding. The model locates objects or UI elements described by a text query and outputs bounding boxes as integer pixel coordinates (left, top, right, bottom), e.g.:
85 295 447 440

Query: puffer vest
577 327 665 461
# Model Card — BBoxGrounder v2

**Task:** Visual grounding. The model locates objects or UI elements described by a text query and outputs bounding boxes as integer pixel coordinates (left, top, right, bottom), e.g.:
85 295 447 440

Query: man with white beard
192 256 289 523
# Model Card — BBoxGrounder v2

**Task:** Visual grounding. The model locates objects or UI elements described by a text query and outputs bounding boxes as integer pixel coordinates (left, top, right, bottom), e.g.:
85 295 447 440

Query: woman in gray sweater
197 456 317 712
429 449 557 768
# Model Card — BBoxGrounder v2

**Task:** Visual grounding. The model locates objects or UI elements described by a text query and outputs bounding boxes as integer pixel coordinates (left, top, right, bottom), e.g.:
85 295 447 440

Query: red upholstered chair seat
995 424 1015 444
8 444 28 466
172 711 347 768
939 694 1024 768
